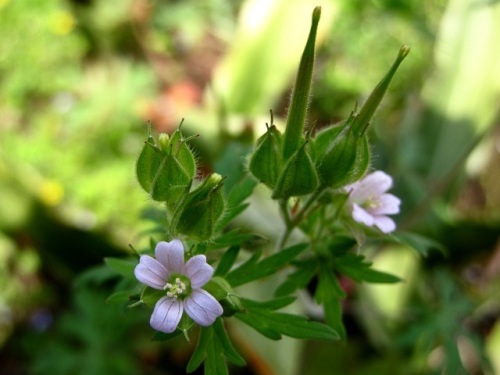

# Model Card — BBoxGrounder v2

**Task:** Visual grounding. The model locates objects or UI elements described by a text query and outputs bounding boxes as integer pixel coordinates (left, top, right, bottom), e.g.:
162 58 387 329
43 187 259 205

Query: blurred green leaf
392 231 447 256
104 257 137 278
335 253 401 284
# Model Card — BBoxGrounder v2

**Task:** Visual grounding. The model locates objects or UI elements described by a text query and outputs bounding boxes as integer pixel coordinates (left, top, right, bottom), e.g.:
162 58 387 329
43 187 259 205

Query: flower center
163 276 188 301
363 195 380 210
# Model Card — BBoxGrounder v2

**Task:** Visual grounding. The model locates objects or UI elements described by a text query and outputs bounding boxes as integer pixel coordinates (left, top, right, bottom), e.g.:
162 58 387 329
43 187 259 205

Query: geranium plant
107 6 413 374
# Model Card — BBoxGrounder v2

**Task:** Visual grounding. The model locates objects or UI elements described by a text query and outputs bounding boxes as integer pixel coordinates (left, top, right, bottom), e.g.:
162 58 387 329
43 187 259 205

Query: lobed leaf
275 260 317 297
236 298 339 341
335 253 401 284
226 243 308 287
214 246 241 277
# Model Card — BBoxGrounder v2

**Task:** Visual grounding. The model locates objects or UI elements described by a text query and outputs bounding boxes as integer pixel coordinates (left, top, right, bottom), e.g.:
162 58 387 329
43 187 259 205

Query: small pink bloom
345 171 401 233
134 240 223 333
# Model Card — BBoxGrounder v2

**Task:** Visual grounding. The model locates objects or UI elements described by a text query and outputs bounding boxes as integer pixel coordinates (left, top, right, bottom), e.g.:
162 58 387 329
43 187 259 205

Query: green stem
275 187 326 251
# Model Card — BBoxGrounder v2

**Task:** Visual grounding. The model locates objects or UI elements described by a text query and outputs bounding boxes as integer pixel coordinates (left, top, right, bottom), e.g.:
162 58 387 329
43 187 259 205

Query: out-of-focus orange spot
143 81 201 132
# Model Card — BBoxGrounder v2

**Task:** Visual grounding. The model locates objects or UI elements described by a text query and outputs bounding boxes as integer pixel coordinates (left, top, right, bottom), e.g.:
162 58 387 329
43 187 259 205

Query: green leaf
187 321 240 375
391 231 447 257
226 243 308 287
335 253 401 284
213 319 246 366
242 296 296 311
106 290 135 304
141 286 165 308
315 264 346 340
209 231 254 250
323 294 346 341
205 328 229 375
214 246 240 277
218 175 257 228
275 260 317 297
152 330 183 342
104 257 137 278
326 235 357 256
234 311 282 340
186 326 210 373
236 299 339 341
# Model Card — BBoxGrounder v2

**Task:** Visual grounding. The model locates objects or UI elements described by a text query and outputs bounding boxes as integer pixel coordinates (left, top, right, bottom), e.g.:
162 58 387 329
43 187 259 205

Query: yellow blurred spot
0 0 9 9
486 321 500 374
39 180 64 206
50 11 75 35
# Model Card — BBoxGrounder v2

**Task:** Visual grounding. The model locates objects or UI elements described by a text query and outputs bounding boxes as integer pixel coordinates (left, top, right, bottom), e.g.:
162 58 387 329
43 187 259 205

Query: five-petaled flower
134 240 223 333
345 171 401 233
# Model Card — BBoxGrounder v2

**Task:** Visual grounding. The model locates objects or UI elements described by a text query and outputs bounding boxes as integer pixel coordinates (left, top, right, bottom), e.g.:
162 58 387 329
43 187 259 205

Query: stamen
164 277 188 300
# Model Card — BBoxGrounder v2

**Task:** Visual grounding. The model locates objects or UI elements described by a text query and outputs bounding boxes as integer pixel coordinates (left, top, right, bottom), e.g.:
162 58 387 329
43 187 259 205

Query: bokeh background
1 0 499 374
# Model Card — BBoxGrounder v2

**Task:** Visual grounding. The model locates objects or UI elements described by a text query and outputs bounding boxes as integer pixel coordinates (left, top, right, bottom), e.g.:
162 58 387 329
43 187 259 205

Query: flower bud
314 118 371 188
172 173 226 241
249 124 283 188
272 142 319 200
169 128 197 179
136 132 162 193
136 125 198 210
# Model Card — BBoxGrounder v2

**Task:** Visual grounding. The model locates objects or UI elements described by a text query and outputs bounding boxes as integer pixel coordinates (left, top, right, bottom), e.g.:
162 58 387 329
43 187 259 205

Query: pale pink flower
134 240 223 333
345 171 401 233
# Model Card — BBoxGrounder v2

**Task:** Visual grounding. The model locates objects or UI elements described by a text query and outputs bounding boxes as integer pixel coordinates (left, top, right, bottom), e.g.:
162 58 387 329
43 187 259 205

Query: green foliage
235 298 339 341
186 319 245 374
225 243 308 287
3 1 499 374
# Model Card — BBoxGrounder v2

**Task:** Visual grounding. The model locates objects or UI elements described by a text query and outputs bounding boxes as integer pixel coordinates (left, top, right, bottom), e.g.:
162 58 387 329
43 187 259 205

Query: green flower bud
249 124 283 188
173 173 226 241
169 127 197 179
151 154 192 210
136 125 198 210
203 276 244 316
272 142 319 200
136 132 162 193
158 133 170 151
314 118 371 188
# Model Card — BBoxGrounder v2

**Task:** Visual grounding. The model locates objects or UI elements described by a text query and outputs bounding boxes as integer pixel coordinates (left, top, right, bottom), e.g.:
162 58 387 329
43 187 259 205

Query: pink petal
373 215 396 233
155 240 184 274
349 171 393 201
371 194 401 215
352 204 375 226
184 255 213 289
150 297 183 333
184 289 223 327
134 256 168 289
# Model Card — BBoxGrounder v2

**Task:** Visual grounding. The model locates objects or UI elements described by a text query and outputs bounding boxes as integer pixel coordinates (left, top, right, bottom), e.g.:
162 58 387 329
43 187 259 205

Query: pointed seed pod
272 142 319 200
249 124 283 188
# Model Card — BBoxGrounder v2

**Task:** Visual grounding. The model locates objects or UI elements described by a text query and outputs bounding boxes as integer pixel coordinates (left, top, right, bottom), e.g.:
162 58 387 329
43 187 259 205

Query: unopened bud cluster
136 125 225 241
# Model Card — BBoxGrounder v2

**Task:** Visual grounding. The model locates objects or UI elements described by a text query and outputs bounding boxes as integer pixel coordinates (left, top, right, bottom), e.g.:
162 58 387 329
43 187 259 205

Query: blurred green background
1 0 499 374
